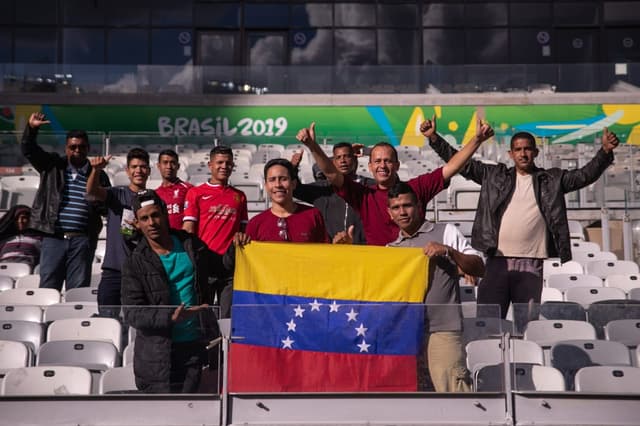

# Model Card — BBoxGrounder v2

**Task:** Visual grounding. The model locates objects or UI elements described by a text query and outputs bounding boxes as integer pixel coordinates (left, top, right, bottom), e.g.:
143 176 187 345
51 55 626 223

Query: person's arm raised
296 122 344 189
86 156 110 202
440 116 494 181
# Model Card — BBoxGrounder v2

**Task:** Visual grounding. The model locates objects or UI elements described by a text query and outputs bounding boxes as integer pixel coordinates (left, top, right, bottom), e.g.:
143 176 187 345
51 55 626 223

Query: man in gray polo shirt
386 182 484 392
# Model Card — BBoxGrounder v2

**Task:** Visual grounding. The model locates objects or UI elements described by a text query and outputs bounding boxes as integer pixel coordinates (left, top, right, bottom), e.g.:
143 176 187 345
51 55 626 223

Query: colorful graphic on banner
229 242 428 392
1 103 639 145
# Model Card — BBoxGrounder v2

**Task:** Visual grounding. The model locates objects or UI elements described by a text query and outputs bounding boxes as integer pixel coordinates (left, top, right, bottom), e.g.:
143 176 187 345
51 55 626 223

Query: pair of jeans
39 235 92 291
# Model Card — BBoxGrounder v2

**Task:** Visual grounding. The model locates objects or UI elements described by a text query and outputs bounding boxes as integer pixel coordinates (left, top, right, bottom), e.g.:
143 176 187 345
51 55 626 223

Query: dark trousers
170 341 206 393
98 268 122 319
39 235 92 291
477 257 544 320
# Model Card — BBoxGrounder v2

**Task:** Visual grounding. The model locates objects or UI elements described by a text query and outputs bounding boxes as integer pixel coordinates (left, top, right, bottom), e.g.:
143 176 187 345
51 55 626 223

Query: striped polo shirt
55 163 90 233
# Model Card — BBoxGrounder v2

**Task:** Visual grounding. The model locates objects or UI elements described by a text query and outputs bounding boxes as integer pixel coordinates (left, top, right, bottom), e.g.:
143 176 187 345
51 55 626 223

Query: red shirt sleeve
183 186 199 221
408 167 445 205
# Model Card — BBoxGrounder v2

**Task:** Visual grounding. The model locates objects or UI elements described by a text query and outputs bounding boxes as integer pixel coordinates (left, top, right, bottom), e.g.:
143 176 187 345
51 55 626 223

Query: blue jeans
39 235 92 291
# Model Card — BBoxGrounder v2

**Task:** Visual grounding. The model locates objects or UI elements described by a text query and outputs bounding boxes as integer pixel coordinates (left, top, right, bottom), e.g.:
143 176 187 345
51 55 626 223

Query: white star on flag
357 339 371 353
293 305 305 318
309 299 322 311
355 323 368 336
286 319 297 332
329 301 341 312
282 336 294 349
345 308 358 322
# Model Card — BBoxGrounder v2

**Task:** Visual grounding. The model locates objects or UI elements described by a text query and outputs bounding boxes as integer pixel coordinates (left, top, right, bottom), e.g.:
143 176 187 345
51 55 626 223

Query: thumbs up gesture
296 122 317 147
601 127 620 153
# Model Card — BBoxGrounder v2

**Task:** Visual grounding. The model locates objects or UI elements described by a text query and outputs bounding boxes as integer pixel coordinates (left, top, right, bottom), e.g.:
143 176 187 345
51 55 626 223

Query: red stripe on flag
229 343 417 392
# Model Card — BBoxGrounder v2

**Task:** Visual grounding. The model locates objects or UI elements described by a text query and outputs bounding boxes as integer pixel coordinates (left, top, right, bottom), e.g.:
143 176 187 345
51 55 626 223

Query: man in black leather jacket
20 112 110 290
121 189 230 393
424 118 619 318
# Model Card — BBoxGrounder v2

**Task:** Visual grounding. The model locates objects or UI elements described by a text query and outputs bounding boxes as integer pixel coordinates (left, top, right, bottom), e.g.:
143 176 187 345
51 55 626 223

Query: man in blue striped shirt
20 112 110 291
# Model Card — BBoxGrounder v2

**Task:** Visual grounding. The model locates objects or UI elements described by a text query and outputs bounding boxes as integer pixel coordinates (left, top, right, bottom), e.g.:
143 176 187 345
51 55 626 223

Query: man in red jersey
154 150 193 231
183 145 248 255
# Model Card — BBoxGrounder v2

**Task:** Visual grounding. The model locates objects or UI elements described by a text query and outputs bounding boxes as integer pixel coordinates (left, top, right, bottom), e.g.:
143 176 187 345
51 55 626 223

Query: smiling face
126 158 150 188
265 164 296 207
508 137 538 174
208 153 234 185
134 204 169 243
369 145 400 188
387 192 422 235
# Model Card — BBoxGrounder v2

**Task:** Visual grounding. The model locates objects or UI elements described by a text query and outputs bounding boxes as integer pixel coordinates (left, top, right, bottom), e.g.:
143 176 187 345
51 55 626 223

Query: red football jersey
155 180 193 230
183 183 248 254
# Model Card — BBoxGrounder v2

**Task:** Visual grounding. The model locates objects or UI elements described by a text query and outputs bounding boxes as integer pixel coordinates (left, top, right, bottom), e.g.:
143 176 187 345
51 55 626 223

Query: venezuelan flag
229 242 428 392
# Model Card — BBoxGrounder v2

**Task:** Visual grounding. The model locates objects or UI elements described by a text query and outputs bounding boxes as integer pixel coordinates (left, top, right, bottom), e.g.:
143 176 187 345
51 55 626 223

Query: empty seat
475 363 565 392
539 301 587 321
63 287 98 303
0 262 31 279
0 339 31 371
460 286 476 303
570 240 600 252
572 251 617 265
0 320 44 353
466 338 544 374
0 288 60 306
448 176 481 210
574 366 640 393
13 274 40 289
604 274 640 293
587 300 640 339
551 339 632 390
604 319 640 347
99 365 137 394
1 366 92 396
586 260 640 279
43 302 98 322
630 288 640 301
37 340 119 371
546 273 602 291
47 317 122 352
565 286 627 307
0 175 40 209
0 276 13 292
524 320 597 348
541 287 564 303
0 305 42 323
122 343 134 367
462 317 514 346
543 260 583 280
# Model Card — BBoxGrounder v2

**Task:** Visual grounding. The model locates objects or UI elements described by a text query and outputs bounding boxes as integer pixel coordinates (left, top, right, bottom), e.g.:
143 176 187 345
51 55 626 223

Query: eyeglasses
277 217 289 241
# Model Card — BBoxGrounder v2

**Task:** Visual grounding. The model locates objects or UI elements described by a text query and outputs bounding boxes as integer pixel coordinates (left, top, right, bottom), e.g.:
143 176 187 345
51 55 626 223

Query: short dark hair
157 149 178 162
264 158 298 180
66 130 89 145
210 145 233 158
333 142 354 154
387 182 418 204
370 142 398 163
510 132 537 150
127 148 150 166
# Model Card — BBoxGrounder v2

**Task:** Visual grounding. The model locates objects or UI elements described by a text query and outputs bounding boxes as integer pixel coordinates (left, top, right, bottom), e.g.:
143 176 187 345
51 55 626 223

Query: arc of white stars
309 299 322 311
329 301 341 312
286 319 297 332
355 323 368 337
293 305 305 318
282 336 294 349
357 339 371 353
345 308 358 322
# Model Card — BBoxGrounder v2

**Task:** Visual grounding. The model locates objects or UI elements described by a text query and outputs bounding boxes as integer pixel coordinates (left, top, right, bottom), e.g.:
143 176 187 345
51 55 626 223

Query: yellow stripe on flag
234 242 428 303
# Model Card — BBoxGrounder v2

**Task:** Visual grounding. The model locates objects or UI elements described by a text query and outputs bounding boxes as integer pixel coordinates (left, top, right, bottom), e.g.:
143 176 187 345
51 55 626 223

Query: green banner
2 103 639 145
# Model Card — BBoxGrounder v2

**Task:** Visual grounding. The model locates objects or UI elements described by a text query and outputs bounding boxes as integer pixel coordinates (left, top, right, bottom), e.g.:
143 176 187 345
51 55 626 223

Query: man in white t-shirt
428 127 620 318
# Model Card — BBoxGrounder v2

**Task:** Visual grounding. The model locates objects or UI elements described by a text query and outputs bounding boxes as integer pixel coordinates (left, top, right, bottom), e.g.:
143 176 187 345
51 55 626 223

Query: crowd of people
14 111 620 393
